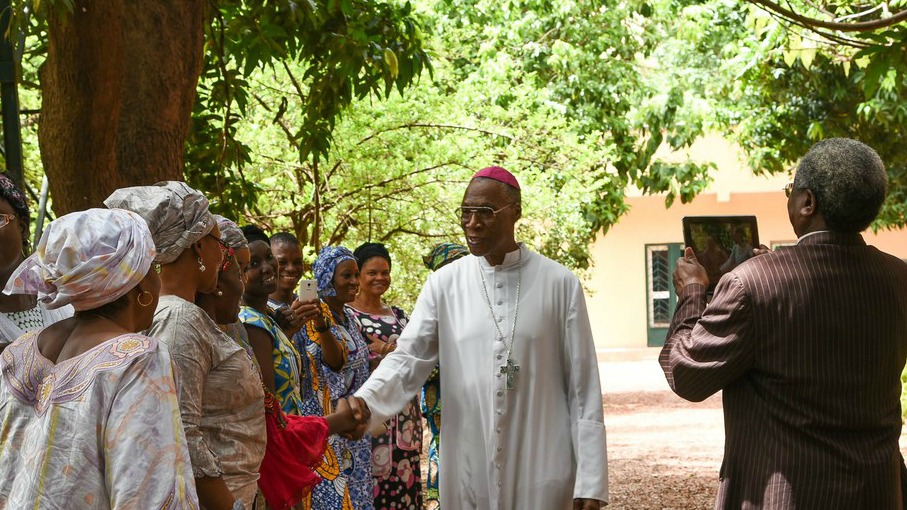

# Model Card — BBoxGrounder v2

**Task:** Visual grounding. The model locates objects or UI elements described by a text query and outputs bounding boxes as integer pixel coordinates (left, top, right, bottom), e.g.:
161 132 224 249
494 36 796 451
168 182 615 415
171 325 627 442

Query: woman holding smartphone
297 246 373 510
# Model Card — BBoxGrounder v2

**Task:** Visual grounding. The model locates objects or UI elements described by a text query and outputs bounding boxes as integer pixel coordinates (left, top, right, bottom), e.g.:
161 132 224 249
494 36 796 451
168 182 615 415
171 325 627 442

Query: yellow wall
584 135 907 349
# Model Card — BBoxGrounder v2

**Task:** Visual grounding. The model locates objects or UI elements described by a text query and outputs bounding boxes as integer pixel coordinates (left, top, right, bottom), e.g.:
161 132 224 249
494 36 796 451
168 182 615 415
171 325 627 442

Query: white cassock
356 244 609 509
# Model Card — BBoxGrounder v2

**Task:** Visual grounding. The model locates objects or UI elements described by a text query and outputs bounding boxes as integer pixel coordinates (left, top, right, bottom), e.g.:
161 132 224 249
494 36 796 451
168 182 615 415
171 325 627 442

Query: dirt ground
604 388 907 509
605 390 723 509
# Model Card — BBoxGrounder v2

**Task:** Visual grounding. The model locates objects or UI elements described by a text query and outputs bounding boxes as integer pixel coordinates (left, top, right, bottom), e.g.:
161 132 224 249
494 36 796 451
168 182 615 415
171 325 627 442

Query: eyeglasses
0 213 16 229
207 233 235 271
784 182 796 198
458 203 517 224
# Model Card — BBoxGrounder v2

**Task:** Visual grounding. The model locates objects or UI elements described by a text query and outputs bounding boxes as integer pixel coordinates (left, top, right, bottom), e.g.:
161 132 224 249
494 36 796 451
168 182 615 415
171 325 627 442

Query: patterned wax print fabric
313 246 355 298
297 304 373 510
0 331 199 509
421 368 441 502
350 306 423 509
146 296 266 508
239 306 306 415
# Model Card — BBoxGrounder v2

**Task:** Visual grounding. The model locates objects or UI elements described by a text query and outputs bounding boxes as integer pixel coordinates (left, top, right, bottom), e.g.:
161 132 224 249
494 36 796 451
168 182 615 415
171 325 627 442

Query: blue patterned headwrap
313 246 355 298
423 242 468 271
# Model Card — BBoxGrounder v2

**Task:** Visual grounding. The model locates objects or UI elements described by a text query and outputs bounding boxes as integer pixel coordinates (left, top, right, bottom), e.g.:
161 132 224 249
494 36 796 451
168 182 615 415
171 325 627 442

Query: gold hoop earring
137 290 154 308
198 257 206 273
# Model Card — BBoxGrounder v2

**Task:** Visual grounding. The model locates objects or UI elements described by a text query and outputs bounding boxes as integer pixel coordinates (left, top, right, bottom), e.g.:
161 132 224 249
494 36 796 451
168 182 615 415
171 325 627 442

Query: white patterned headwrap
2 208 156 311
103 181 215 264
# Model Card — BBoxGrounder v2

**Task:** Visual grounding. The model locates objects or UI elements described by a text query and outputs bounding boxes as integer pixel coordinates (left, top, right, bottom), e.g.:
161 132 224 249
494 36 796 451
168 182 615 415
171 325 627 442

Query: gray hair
793 138 887 233
104 181 215 264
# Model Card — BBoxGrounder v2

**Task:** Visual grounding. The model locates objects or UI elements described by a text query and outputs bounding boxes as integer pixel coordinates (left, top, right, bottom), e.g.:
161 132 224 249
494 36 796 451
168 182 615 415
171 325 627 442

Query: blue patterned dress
238 306 304 416
297 305 373 510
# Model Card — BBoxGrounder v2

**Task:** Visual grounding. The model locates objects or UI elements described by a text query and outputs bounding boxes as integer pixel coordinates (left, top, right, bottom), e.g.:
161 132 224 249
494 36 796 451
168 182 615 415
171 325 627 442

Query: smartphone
297 279 318 302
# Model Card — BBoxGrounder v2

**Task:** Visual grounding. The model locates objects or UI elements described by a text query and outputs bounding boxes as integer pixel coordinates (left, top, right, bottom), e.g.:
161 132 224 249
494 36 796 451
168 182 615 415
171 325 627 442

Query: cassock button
496 283 503 288
496 316 503 322
496 300 503 305
496 354 502 360
496 409 502 415
497 481 502 487
496 445 502 451
496 391 503 396
496 426 502 433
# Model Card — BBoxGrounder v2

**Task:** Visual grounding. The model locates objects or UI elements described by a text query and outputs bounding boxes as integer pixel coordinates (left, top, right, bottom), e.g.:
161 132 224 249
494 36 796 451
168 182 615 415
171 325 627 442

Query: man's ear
800 189 818 217
513 204 522 221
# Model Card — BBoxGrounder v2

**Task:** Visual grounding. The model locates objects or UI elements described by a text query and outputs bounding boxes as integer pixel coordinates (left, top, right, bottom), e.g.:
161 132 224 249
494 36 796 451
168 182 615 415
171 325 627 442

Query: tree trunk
38 0 207 215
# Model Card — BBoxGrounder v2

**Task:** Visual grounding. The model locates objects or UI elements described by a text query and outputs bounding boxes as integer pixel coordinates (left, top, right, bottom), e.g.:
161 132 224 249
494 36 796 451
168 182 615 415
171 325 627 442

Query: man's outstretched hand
331 397 372 440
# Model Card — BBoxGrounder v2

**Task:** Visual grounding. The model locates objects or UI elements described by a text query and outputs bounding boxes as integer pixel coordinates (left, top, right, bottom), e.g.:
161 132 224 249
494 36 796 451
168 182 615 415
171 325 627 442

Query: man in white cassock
351 166 609 510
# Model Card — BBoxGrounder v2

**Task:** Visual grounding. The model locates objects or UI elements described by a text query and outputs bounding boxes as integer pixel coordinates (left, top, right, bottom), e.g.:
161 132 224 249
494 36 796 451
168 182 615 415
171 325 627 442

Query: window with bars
646 243 682 346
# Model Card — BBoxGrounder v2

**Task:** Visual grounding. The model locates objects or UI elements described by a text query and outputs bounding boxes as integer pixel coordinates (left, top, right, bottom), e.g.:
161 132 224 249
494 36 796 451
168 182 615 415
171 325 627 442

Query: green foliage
419 0 714 233
219 0 722 304
184 0 431 216
669 0 907 229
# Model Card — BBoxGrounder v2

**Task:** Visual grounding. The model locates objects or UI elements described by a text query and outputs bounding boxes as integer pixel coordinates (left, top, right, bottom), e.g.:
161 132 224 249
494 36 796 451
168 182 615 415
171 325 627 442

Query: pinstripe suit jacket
661 231 907 510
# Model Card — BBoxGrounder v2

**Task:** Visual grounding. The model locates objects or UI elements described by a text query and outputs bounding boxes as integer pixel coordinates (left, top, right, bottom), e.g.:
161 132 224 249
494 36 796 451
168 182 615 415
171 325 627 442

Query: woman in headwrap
297 246 373 510
105 182 256 510
348 242 422 510
201 216 258 364
239 225 361 509
420 242 468 504
0 208 198 509
193 216 267 508
0 173 72 349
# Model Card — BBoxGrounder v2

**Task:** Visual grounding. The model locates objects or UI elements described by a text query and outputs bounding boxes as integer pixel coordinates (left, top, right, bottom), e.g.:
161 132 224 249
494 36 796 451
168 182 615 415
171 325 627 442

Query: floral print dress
350 305 423 510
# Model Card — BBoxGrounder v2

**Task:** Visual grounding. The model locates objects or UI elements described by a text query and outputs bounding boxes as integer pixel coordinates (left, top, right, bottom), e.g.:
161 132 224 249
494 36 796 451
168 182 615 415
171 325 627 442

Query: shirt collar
478 243 526 269
796 230 866 247
796 230 832 244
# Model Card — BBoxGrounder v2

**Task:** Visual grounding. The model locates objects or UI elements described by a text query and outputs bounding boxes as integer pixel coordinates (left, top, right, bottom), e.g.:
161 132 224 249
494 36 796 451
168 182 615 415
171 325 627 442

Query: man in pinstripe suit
661 138 907 509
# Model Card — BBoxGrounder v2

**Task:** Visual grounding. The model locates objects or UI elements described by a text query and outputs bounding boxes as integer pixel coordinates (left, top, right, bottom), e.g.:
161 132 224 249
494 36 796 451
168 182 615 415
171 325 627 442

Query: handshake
326 396 373 440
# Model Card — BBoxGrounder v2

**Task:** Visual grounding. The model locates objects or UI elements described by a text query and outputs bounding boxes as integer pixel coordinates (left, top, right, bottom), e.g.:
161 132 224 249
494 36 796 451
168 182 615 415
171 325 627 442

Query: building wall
583 135 907 349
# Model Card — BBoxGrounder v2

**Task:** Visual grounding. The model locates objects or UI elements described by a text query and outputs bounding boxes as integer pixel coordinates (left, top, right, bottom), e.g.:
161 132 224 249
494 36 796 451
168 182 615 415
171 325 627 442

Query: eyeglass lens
459 207 496 222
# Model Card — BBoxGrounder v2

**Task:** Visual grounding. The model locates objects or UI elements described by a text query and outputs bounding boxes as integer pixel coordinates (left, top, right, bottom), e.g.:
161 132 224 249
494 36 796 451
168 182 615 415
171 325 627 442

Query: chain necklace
479 254 522 390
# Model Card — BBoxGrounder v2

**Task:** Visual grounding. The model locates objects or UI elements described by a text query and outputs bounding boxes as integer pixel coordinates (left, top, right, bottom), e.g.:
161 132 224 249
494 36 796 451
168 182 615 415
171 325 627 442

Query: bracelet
314 324 330 333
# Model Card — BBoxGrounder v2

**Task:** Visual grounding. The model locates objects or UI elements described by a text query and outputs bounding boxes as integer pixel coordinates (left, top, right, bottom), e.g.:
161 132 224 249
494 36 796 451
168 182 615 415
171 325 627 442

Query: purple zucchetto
471 166 520 190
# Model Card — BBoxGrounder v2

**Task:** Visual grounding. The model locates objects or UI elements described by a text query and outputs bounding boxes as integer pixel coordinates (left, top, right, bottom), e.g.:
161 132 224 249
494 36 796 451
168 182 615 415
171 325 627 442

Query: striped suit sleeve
660 276 756 402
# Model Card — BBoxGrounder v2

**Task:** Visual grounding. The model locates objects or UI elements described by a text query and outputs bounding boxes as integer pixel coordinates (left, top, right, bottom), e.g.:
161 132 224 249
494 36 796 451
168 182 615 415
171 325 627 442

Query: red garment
258 391 329 510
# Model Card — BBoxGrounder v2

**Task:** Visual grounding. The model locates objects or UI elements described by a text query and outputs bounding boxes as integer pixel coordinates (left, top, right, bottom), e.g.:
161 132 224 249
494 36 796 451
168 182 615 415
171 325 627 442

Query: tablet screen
682 216 759 291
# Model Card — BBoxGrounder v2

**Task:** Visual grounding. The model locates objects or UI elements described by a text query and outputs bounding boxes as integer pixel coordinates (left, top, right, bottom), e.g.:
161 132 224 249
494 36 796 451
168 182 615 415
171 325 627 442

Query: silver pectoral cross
500 357 520 390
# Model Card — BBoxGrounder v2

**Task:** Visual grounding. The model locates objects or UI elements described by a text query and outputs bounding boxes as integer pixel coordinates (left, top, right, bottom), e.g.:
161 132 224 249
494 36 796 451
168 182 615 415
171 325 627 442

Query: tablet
682 216 759 291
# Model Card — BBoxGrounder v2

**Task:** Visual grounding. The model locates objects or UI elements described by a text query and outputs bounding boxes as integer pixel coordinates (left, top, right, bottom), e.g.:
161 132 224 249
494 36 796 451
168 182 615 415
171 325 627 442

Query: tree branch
747 0 907 32
357 123 514 145
378 228 455 241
